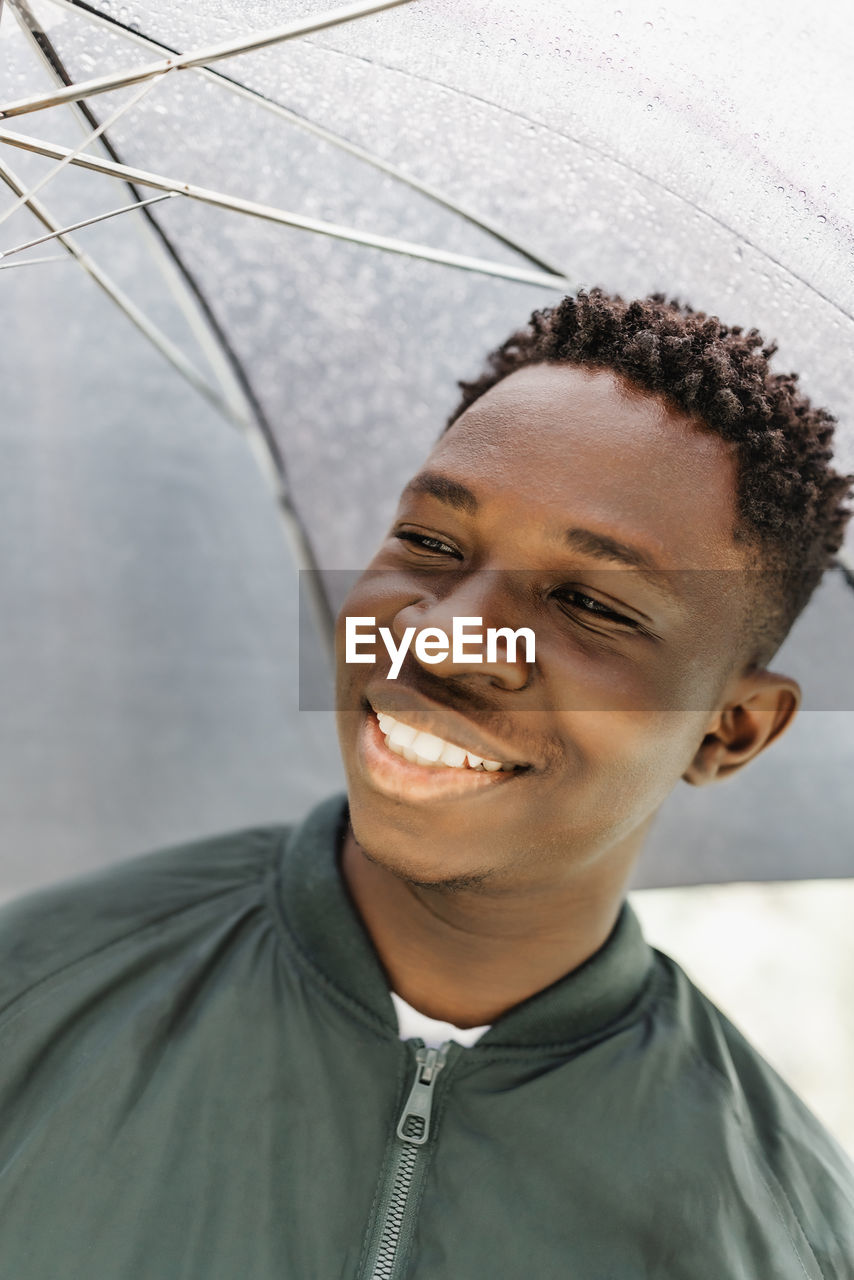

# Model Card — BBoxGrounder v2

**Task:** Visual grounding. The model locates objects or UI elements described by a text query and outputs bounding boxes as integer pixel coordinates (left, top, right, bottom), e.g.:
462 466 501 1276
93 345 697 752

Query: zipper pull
396 1042 450 1146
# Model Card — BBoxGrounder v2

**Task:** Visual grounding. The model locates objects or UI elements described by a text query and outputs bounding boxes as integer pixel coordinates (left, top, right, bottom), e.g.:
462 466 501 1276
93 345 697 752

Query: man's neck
339 824 640 1028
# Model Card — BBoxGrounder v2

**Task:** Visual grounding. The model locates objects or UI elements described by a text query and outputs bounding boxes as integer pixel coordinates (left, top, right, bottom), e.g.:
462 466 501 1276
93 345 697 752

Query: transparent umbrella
1 0 852 893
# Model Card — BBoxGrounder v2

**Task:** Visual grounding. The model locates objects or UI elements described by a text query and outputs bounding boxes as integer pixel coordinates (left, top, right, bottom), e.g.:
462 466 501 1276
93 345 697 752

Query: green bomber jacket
1 792 852 1279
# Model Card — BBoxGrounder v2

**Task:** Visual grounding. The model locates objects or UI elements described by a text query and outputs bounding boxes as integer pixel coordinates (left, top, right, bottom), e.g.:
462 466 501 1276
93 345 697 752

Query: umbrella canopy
1 0 852 894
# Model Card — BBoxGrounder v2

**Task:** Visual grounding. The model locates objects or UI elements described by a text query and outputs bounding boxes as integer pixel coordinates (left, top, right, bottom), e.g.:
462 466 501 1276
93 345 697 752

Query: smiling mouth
373 708 521 772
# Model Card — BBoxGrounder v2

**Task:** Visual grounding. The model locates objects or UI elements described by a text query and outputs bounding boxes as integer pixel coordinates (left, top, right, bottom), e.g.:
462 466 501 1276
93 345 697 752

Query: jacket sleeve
0 825 288 1020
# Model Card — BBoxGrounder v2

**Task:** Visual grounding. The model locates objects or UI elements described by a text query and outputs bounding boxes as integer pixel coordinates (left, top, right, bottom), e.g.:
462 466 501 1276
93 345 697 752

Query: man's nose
391 572 531 691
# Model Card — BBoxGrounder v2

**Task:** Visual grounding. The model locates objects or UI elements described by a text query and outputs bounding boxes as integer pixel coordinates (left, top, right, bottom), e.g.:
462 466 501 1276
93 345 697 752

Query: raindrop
818 214 827 224
643 20 654 29
776 185 785 193
614 8 623 16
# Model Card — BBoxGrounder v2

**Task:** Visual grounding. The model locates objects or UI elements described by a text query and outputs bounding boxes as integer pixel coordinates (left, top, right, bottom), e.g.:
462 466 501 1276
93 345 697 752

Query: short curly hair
446 289 852 665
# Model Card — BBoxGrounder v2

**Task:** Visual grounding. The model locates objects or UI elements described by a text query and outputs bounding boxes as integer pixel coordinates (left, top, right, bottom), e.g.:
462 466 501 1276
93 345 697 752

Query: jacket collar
276 793 655 1052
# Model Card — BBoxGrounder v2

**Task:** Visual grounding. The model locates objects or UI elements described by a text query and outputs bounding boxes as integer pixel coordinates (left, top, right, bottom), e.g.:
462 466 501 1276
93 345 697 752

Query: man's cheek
556 714 679 802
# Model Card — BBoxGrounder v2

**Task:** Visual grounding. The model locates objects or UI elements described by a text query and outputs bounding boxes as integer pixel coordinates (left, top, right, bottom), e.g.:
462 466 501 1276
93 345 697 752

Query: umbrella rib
3 4 337 660
0 0 416 119
0 73 165 231
0 192 177 258
38 0 566 279
0 155 250 425
6 0 268 446
0 128 571 290
0 252 68 269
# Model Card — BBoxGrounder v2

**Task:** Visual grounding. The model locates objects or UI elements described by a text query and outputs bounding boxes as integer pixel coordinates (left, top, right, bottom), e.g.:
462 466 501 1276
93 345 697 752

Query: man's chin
346 805 498 894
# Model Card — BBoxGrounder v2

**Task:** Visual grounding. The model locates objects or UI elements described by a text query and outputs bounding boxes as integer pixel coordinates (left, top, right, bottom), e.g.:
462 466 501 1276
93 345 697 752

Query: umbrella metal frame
0 0 579 662
1 0 852 666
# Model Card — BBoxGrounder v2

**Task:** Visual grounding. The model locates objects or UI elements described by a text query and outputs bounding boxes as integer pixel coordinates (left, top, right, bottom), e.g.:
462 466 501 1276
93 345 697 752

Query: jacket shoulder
655 950 854 1271
0 824 290 1018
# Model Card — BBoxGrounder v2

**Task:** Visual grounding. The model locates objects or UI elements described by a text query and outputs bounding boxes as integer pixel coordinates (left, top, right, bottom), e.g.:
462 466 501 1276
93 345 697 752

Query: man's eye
553 588 638 628
393 531 461 558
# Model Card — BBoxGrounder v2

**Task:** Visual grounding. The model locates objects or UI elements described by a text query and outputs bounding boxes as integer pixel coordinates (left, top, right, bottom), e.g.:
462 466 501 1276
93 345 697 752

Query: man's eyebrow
562 527 684 606
402 471 479 514
562 526 659 573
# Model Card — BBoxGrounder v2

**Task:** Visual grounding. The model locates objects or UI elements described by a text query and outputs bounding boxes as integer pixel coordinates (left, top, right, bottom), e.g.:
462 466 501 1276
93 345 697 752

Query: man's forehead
399 365 749 575
457 362 677 429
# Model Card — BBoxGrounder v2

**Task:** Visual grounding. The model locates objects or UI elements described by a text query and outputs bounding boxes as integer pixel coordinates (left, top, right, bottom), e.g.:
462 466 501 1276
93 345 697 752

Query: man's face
335 363 756 890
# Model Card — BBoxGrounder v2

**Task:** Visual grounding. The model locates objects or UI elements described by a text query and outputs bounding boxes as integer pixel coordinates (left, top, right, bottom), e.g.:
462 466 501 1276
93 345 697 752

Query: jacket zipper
360 1041 452 1280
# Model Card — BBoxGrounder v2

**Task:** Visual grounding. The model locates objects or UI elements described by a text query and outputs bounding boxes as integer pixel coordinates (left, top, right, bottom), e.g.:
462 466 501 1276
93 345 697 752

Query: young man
1 290 852 1278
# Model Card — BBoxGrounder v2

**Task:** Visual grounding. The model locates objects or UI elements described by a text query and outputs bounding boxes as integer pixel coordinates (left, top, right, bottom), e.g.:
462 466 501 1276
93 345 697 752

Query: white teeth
411 731 444 762
438 741 468 768
388 720 418 750
374 709 515 772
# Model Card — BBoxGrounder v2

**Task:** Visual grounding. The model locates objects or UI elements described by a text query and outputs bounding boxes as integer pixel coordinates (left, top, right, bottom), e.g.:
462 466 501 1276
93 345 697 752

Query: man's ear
683 669 801 786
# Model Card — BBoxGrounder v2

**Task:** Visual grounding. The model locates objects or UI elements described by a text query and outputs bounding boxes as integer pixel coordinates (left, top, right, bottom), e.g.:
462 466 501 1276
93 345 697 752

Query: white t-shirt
390 991 491 1048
